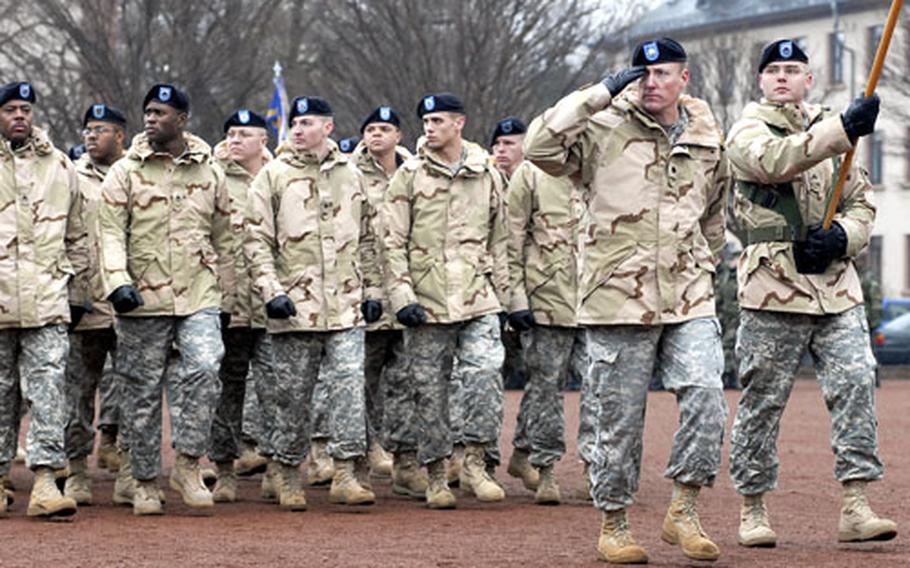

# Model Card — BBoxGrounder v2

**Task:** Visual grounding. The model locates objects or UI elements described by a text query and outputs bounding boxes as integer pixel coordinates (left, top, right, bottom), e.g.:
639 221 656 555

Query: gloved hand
507 310 536 332
793 223 847 274
69 303 89 331
603 66 646 97
266 294 297 319
107 285 144 314
498 311 508 329
841 93 880 141
805 222 848 262
361 300 382 323
219 311 232 329
396 303 427 327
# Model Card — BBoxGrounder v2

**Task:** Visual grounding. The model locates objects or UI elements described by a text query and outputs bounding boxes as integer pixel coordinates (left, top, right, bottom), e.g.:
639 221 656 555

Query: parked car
881 298 910 328
873 312 910 365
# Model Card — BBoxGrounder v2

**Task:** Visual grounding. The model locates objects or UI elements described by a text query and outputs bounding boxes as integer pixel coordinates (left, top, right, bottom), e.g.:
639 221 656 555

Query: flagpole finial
273 61 283 78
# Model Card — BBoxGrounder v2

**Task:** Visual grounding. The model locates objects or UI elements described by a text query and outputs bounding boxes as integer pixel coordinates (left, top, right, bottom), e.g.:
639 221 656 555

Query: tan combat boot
200 466 217 489
354 456 373 492
392 452 429 499
426 459 457 509
577 461 594 501
306 439 334 486
738 493 777 547
261 460 278 502
274 462 307 511
660 482 720 561
97 431 120 472
368 441 393 477
212 461 237 503
446 444 464 487
461 443 505 502
598 509 649 564
14 443 26 464
235 441 268 477
838 480 898 542
2 474 14 492
169 454 214 509
113 450 135 506
64 457 93 505
329 459 375 506
507 448 539 491
133 479 164 516
27 467 78 518
535 464 561 505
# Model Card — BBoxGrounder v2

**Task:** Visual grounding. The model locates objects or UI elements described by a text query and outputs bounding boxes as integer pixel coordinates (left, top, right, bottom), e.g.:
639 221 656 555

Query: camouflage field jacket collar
0 126 54 158
749 98 827 133
353 144 411 178
277 139 348 172
613 87 722 149
127 131 212 165
213 139 272 179
75 154 111 182
418 139 488 178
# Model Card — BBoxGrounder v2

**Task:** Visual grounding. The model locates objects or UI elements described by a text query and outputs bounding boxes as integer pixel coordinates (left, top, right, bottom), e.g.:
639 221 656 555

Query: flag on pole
266 61 290 142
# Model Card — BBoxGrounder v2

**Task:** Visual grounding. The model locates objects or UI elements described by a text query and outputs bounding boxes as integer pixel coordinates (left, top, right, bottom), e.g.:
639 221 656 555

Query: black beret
338 136 360 153
0 82 36 107
68 144 86 161
360 105 401 133
417 93 465 118
758 39 809 73
490 116 527 146
288 96 333 124
143 83 189 112
631 37 688 67
82 103 127 128
223 109 268 133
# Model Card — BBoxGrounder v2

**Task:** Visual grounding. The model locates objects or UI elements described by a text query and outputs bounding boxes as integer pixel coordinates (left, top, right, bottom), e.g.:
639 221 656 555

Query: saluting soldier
525 38 729 563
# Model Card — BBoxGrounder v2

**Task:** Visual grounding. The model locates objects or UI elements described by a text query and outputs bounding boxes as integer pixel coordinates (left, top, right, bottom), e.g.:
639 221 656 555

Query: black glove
507 310 536 332
396 303 427 327
266 294 297 319
69 303 88 331
361 300 382 323
841 93 880 141
793 223 847 274
219 311 232 329
603 66 646 97
498 311 508 329
107 285 144 314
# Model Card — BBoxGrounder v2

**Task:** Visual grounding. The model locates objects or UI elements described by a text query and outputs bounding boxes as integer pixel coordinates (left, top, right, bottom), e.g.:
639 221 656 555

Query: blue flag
266 62 289 142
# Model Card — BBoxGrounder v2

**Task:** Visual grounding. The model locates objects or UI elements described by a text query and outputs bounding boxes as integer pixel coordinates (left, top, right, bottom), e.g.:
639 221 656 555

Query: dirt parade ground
3 377 909 567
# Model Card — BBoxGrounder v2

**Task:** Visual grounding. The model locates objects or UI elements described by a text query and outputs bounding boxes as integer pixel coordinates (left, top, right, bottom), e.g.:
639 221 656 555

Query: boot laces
681 493 708 537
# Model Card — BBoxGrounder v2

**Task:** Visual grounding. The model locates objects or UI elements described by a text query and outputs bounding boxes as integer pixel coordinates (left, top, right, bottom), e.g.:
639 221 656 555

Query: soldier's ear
176 111 189 128
805 71 814 90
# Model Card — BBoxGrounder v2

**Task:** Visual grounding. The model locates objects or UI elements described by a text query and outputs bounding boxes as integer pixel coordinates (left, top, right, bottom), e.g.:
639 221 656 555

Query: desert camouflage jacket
214 140 272 329
727 99 874 315
98 132 237 317
383 140 509 324
73 155 115 330
506 160 582 327
246 141 381 333
0 127 89 329
524 82 728 326
353 142 412 331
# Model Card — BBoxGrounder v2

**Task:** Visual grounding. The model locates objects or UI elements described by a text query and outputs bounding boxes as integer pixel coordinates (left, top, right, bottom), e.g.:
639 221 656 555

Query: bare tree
686 30 757 132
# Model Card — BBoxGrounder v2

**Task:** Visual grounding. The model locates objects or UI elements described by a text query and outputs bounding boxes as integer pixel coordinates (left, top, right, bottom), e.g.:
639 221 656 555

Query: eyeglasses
81 126 114 137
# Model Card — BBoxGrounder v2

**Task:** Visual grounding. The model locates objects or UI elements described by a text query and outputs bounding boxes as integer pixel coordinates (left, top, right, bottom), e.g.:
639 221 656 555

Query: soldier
63 103 127 506
0 81 88 518
353 105 427 496
505 133 587 506
384 92 509 509
208 109 274 502
98 83 236 515
727 39 896 547
715 235 742 390
525 38 729 563
246 95 381 510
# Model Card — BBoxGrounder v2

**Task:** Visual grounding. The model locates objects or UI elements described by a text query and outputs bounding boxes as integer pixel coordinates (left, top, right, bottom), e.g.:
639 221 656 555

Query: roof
625 0 885 41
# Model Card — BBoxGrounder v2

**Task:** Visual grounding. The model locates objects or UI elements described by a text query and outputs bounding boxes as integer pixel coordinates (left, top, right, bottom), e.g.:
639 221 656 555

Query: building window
830 32 845 85
868 132 883 185
870 235 883 285
868 25 884 76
